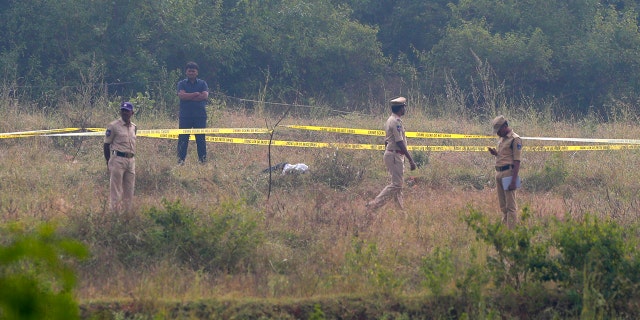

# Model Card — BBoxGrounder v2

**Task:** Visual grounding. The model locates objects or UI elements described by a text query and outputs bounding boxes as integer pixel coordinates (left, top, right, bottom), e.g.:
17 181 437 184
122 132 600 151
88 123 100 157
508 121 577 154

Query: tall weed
342 238 404 294
420 247 454 297
311 150 366 190
525 154 568 192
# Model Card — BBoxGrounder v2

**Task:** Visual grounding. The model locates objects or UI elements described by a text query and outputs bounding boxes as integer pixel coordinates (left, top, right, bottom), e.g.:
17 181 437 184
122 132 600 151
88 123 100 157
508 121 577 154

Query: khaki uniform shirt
104 119 137 154
495 131 522 166
384 114 407 152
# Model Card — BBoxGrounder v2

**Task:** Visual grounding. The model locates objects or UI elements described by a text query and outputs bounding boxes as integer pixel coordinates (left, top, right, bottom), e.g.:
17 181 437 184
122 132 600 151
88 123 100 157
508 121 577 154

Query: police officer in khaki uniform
367 97 417 211
488 115 522 229
103 102 137 213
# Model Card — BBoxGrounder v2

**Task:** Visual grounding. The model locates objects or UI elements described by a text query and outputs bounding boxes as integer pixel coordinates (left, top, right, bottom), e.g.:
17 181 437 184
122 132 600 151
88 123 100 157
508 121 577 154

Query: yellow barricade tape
413 145 640 152
408 132 493 139
140 133 640 152
45 131 103 137
140 132 380 149
524 144 640 151
0 128 81 139
411 145 489 152
282 125 493 138
283 125 384 136
521 136 640 144
5 126 640 152
82 127 271 135
20 125 640 145
283 125 640 143
140 128 271 135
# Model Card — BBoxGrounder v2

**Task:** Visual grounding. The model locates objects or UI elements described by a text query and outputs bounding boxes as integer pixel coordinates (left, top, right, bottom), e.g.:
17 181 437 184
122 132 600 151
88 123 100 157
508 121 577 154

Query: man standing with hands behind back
488 115 522 229
366 97 417 212
104 102 137 213
177 61 209 165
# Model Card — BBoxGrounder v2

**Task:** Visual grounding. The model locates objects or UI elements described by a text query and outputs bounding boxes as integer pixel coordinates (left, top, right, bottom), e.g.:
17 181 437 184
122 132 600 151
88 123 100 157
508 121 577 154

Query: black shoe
178 159 185 166
199 157 207 164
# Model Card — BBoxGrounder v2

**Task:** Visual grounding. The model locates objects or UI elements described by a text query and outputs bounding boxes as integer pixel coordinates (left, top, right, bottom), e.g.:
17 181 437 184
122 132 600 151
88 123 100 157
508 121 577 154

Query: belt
495 164 513 172
114 151 135 158
388 150 405 155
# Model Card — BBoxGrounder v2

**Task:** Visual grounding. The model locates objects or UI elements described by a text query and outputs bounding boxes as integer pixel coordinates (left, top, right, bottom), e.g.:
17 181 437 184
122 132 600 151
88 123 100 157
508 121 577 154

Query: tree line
2 0 640 116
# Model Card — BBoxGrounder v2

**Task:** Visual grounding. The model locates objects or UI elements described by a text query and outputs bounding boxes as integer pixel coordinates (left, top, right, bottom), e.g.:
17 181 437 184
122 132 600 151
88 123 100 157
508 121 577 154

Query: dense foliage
462 208 640 318
0 224 88 320
73 207 640 318
3 0 640 113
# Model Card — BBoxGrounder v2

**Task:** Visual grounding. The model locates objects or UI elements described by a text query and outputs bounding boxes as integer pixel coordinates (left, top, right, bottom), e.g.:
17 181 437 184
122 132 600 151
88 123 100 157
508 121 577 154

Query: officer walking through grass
366 97 417 212
104 102 137 213
488 115 522 229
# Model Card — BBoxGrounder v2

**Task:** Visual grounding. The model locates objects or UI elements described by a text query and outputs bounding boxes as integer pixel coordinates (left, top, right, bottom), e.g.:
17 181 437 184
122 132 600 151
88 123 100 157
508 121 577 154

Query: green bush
63 210 158 268
553 215 640 317
0 223 88 320
412 151 429 168
525 154 568 192
342 238 403 294
308 304 326 320
311 151 366 190
453 245 491 319
462 208 640 317
420 247 454 297
450 170 486 190
146 199 264 272
463 206 556 290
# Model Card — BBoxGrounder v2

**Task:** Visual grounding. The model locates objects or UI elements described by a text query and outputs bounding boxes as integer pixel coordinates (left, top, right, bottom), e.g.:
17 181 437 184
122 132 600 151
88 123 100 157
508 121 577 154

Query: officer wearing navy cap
488 115 522 229
367 97 417 213
104 102 137 213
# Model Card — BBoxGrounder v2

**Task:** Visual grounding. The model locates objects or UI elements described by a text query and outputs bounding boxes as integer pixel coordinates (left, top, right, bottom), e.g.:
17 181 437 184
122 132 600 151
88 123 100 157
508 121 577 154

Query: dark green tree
562 7 640 112
0 0 108 100
4 0 640 114
222 0 387 107
335 0 451 59
426 20 554 110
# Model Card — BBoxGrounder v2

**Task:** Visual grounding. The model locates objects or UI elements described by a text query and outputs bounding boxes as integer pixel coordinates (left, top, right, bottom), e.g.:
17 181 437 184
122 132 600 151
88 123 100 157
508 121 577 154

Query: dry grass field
2 99 640 318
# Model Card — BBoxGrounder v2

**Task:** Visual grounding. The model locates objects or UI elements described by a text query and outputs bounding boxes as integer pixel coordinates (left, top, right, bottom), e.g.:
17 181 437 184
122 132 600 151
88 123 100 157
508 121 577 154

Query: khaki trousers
368 151 404 210
495 169 517 229
109 156 135 213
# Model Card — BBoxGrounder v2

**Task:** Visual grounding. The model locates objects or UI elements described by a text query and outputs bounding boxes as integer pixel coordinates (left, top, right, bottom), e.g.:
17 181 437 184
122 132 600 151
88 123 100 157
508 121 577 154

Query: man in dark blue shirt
177 61 209 164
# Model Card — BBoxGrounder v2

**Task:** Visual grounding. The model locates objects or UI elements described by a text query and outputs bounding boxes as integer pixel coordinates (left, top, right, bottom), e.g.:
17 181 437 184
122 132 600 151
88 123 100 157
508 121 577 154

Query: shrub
0 223 88 320
453 245 491 319
63 210 158 269
463 207 640 317
450 170 486 190
308 304 326 320
553 215 640 317
342 238 403 294
311 150 366 190
525 154 568 192
420 247 454 297
463 206 556 290
146 199 264 272
412 151 429 168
